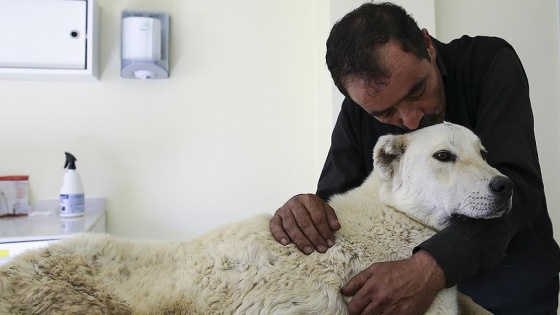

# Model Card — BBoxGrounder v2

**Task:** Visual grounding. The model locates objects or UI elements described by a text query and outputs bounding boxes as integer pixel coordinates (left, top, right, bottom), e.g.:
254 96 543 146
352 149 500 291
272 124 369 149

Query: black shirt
316 35 560 305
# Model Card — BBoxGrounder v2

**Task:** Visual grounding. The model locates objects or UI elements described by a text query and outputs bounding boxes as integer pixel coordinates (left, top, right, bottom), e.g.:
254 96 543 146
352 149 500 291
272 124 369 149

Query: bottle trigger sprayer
59 152 85 217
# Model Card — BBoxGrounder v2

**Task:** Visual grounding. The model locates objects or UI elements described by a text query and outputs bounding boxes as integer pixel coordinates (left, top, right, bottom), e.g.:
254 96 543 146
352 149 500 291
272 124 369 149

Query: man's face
345 35 446 131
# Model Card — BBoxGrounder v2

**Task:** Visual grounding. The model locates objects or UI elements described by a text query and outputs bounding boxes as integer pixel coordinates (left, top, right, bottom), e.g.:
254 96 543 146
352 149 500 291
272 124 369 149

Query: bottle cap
64 152 78 170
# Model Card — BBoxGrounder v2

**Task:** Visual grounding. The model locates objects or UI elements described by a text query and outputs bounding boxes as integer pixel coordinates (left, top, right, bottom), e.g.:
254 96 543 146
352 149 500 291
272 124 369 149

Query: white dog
0 122 511 315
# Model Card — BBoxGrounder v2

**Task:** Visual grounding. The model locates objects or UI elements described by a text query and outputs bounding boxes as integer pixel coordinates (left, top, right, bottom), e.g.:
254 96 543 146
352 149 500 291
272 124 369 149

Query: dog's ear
373 134 408 180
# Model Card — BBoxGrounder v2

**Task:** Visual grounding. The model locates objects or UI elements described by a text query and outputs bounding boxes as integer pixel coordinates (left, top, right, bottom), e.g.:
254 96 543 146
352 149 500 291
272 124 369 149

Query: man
269 2 560 315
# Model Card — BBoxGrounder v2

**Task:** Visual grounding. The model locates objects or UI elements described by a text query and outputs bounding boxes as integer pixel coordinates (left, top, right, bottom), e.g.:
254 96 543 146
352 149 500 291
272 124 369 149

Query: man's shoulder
438 35 512 58
436 35 513 77
450 35 508 45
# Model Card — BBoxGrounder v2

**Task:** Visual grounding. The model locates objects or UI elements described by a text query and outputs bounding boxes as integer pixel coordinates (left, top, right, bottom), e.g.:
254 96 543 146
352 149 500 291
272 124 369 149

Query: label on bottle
60 193 85 217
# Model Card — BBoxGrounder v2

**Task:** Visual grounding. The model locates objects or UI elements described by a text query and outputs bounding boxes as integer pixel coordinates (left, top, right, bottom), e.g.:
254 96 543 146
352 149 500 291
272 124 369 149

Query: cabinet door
0 0 87 69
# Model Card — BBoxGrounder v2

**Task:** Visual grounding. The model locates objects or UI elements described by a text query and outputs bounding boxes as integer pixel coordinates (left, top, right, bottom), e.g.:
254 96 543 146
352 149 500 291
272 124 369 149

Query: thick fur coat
0 123 508 314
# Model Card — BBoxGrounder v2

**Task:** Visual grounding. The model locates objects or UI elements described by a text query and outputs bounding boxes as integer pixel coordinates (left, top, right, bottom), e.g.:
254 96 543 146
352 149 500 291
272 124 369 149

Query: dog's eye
480 150 488 161
433 150 456 162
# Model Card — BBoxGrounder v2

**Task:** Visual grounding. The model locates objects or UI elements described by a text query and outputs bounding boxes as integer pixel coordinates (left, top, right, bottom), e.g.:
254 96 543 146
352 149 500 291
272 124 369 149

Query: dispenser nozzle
64 152 78 170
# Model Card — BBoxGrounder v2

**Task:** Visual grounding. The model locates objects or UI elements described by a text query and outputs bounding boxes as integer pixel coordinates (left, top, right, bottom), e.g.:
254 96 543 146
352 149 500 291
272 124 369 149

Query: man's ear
373 134 407 180
422 28 437 61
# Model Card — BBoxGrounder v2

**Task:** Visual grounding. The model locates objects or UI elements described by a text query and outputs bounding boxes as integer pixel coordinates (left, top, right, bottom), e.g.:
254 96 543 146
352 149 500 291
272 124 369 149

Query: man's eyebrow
369 79 426 117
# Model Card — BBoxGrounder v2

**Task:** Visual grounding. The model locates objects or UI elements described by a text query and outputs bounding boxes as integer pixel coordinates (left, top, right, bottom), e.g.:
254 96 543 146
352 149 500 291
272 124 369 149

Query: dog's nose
489 176 513 197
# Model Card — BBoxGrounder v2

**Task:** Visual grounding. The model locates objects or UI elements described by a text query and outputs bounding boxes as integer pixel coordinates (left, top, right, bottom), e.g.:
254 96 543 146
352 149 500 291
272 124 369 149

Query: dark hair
326 2 430 96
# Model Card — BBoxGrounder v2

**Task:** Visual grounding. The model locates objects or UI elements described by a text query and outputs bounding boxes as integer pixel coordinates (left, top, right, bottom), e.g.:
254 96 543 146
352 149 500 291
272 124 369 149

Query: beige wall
435 0 560 241
0 1 333 239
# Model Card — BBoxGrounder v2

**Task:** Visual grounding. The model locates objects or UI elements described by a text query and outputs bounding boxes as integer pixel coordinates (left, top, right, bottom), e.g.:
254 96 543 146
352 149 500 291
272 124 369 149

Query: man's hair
326 2 430 96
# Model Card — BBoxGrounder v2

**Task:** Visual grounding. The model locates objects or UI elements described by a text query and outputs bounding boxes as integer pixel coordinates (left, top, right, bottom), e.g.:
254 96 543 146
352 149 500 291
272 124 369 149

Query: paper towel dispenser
121 10 170 80
0 0 99 80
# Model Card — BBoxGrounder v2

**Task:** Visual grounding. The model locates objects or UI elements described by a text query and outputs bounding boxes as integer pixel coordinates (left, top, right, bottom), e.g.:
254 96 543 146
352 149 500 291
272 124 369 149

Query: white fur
0 122 504 315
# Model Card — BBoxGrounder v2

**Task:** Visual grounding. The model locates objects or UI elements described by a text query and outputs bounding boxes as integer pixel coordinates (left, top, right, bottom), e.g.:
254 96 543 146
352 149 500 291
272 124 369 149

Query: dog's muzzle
489 175 514 216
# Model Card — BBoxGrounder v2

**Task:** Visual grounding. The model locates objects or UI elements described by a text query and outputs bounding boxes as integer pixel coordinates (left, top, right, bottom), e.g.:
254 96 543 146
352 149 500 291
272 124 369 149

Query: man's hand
341 250 446 315
270 194 341 254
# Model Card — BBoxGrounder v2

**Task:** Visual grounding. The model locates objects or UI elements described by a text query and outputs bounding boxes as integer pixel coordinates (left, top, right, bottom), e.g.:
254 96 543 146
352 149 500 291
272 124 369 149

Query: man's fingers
343 258 441 315
341 268 371 296
343 269 383 315
293 194 339 251
290 203 327 253
346 282 375 315
360 300 389 315
272 205 315 254
305 206 336 250
323 203 341 244
270 194 339 254
270 213 290 245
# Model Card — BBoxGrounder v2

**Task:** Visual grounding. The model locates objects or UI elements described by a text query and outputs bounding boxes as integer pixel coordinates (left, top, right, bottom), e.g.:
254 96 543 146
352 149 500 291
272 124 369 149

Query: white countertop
0 198 105 243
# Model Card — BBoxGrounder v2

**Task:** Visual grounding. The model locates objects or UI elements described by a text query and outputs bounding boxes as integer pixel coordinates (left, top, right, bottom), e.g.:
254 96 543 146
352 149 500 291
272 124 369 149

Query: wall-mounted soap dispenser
121 10 170 80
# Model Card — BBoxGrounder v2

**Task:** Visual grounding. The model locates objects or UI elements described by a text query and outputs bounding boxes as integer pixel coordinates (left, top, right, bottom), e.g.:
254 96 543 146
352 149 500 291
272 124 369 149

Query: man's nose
399 107 423 130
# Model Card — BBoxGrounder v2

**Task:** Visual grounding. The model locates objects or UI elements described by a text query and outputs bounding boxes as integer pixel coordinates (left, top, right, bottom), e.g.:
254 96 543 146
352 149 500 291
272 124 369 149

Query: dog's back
0 216 331 314
0 203 455 315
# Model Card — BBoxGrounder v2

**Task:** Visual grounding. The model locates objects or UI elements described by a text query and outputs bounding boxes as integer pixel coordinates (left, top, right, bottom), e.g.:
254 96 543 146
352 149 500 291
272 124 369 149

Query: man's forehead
346 69 424 110
345 78 383 110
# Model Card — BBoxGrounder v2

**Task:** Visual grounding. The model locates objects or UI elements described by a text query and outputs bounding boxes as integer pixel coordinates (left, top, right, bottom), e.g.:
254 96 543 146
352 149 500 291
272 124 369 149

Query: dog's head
373 122 512 230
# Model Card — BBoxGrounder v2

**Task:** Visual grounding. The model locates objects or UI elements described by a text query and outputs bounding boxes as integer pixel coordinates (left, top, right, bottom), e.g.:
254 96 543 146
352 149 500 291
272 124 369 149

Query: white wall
0 0 333 240
435 0 560 241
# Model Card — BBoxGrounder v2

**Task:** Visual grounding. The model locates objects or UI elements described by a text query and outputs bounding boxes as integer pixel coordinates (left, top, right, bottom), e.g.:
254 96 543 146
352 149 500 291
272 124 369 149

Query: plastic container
59 152 85 217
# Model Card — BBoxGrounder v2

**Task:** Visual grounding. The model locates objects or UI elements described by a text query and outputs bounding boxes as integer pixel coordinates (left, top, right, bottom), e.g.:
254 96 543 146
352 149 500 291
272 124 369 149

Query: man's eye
381 108 395 119
372 108 394 120
433 150 456 162
410 83 426 99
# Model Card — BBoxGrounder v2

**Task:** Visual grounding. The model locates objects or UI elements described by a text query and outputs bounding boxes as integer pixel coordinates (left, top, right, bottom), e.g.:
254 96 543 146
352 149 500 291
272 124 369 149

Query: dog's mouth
480 206 509 219
487 197 513 218
453 195 512 220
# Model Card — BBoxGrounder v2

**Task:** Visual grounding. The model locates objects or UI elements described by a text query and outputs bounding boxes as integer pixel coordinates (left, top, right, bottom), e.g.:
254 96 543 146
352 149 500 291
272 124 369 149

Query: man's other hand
341 250 446 315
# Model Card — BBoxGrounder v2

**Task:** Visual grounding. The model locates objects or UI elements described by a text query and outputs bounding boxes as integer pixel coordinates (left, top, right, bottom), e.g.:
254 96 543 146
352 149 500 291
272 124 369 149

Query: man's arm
317 98 370 200
417 47 544 287
270 98 372 253
271 91 407 253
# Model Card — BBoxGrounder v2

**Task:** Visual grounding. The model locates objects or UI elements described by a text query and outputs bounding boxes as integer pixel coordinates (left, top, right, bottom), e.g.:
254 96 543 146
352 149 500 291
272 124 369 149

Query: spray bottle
59 152 85 217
